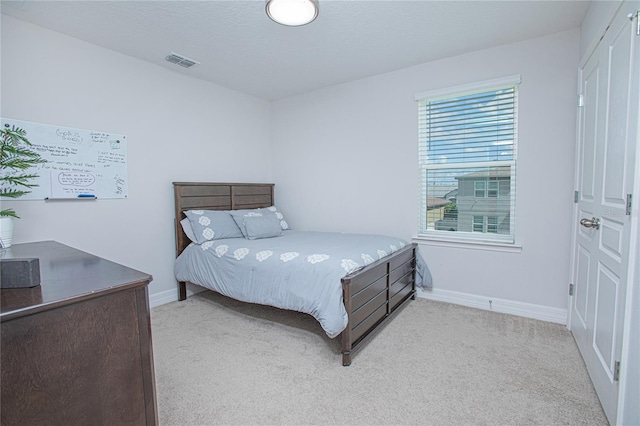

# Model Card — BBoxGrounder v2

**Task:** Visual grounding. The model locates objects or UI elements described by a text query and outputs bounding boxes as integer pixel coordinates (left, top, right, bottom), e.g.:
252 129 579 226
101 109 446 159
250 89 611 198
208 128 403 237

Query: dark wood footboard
341 243 417 366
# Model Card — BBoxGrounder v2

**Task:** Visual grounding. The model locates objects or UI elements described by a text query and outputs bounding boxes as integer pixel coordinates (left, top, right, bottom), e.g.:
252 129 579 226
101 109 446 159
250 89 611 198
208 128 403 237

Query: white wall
1 15 582 318
271 29 580 319
1 15 273 303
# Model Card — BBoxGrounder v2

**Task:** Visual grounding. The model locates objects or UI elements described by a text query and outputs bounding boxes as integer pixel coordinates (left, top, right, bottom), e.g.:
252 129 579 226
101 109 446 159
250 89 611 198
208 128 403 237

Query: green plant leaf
0 209 19 218
0 126 46 216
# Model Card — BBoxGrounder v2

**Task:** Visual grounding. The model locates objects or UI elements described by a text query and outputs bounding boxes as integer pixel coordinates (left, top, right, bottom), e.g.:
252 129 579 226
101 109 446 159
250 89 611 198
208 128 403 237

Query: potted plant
0 125 46 248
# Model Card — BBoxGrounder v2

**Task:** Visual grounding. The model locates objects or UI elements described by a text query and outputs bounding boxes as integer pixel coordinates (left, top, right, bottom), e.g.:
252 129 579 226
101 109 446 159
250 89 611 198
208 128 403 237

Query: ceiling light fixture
266 0 318 27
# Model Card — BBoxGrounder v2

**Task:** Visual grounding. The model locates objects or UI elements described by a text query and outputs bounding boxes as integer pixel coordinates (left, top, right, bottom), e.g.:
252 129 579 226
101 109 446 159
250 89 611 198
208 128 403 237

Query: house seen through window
416 76 519 243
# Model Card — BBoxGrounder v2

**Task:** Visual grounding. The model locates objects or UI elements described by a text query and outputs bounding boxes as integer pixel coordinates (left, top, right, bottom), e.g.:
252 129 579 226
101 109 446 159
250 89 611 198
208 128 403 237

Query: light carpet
151 291 607 425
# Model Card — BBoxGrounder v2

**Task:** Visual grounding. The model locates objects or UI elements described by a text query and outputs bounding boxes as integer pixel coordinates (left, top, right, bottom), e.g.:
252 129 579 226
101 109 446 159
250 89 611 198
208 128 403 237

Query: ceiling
1 0 591 101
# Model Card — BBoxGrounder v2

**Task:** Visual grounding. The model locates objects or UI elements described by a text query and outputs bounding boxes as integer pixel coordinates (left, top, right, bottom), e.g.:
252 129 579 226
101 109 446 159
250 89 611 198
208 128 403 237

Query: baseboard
416 288 567 325
149 285 206 308
151 285 567 324
149 289 177 308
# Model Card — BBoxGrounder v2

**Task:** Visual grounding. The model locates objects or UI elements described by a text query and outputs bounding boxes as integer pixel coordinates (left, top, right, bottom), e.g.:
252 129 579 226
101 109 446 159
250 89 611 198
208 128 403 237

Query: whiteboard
1 118 128 199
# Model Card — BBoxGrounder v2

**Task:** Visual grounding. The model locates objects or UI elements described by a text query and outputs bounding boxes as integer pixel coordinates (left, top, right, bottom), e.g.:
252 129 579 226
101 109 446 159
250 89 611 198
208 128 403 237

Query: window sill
412 235 523 253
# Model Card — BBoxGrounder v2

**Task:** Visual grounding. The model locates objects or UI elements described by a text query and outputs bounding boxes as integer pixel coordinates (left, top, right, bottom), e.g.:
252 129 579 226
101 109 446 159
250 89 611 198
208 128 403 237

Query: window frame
416 75 520 245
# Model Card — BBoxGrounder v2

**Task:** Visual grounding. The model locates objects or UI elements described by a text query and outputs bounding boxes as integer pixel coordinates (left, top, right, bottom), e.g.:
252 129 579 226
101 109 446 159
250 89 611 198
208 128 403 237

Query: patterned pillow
180 218 198 243
243 215 283 240
184 210 244 243
263 206 290 231
230 206 290 238
230 210 265 237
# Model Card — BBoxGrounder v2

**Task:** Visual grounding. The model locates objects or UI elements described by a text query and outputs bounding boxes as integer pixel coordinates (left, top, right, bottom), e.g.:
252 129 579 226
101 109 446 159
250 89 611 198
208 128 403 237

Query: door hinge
626 194 633 215
614 361 621 381
574 191 579 203
630 10 640 36
569 283 575 296
577 94 585 107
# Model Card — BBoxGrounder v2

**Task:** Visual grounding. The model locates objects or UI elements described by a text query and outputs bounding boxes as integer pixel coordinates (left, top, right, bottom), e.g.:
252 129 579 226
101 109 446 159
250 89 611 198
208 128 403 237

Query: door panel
600 218 624 262
593 263 618 373
580 65 599 201
603 18 633 207
570 3 638 424
574 246 590 327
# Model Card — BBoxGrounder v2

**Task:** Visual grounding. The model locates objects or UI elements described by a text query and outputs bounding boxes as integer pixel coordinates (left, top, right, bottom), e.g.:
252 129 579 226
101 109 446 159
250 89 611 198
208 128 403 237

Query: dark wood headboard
173 182 275 256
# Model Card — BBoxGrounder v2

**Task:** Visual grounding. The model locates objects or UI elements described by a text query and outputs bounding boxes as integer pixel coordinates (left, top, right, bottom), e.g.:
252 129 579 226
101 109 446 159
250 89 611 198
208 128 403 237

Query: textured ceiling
1 0 590 100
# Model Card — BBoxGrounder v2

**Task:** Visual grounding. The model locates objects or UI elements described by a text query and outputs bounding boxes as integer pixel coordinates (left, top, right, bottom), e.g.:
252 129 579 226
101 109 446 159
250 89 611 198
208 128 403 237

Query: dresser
0 241 157 426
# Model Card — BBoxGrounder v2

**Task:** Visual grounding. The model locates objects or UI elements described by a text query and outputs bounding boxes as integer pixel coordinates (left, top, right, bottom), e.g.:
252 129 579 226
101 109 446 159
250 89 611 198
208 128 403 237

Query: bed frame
173 182 417 366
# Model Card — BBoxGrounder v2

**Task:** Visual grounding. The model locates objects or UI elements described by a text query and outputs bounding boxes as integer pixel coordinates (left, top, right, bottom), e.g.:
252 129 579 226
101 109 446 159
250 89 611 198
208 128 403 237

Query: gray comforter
175 231 432 338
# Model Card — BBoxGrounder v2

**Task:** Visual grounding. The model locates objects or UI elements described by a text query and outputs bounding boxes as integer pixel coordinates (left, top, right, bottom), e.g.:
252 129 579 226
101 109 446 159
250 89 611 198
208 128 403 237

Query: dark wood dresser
0 241 157 426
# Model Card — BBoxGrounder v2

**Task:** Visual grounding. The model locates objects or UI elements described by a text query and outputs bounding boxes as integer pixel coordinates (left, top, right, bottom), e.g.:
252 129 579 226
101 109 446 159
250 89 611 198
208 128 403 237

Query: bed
173 182 431 365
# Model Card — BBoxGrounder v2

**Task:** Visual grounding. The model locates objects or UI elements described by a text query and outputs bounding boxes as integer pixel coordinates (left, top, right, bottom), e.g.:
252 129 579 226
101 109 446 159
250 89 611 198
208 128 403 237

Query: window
487 181 499 198
472 216 499 233
416 75 519 243
473 181 499 199
487 216 498 233
473 216 484 232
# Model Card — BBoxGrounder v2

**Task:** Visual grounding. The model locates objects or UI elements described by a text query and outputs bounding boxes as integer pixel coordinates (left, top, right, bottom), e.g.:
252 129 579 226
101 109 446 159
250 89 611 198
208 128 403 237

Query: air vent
165 52 200 69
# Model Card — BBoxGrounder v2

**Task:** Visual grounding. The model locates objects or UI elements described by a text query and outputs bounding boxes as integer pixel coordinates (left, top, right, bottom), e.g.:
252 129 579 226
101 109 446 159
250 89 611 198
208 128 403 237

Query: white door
570 3 639 424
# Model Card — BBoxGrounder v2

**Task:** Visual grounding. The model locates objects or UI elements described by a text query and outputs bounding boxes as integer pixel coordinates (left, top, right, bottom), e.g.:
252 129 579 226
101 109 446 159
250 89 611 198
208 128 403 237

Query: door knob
580 217 600 229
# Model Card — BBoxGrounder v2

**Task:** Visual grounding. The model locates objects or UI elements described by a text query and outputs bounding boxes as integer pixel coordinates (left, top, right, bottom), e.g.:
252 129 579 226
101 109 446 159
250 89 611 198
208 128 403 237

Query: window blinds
419 88 515 165
417 77 519 242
